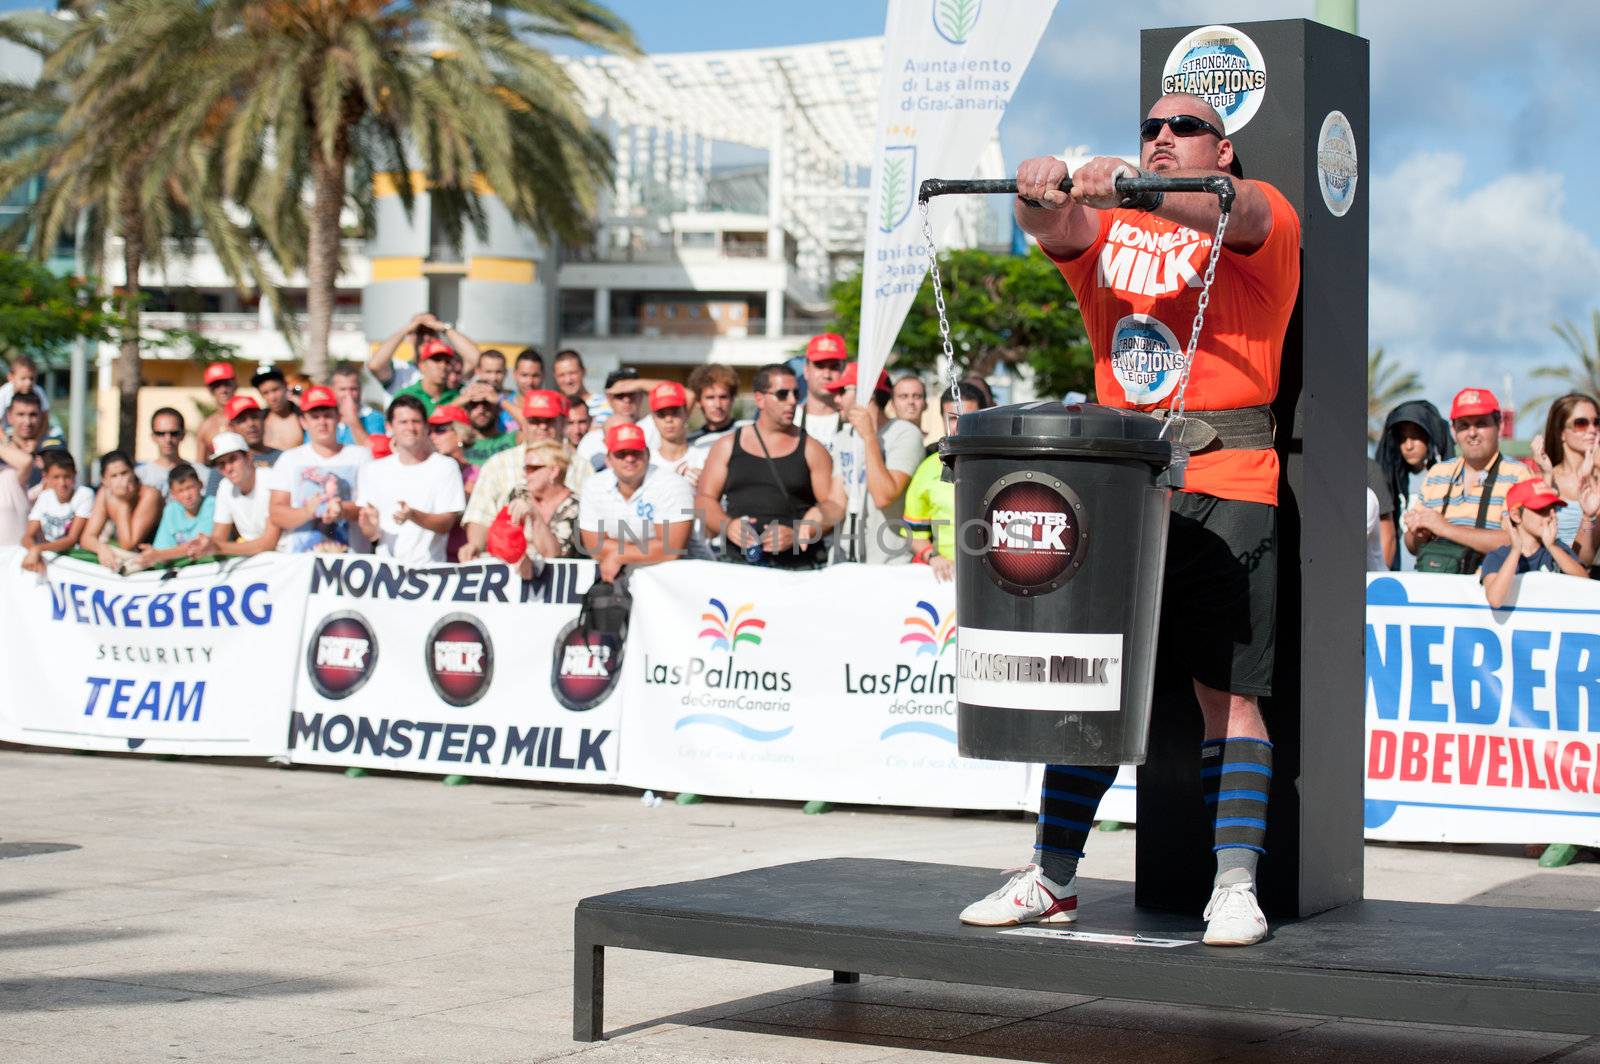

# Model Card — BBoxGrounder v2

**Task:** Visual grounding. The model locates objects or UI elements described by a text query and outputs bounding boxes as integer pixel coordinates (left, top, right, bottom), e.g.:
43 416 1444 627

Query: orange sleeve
1228 181 1301 314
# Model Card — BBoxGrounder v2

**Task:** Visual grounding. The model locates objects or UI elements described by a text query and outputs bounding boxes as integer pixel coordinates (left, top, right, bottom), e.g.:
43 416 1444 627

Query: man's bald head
1147 93 1225 133
1141 93 1233 174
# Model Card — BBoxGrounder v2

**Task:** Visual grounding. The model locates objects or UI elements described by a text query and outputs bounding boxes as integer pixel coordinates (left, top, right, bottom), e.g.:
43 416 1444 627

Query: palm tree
0 6 269 451
1532 309 1600 399
76 0 636 382
1367 346 1421 443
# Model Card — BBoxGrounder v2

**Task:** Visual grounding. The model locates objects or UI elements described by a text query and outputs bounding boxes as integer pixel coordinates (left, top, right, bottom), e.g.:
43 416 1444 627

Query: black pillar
1133 19 1369 919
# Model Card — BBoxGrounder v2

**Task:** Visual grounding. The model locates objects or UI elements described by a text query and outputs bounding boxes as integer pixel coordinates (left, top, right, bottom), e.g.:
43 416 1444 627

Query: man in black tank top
696 363 839 569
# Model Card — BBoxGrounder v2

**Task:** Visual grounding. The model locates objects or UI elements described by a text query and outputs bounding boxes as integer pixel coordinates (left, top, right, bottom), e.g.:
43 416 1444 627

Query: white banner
617 561 1035 809
288 555 622 783
0 548 307 755
1366 572 1600 846
856 0 1059 391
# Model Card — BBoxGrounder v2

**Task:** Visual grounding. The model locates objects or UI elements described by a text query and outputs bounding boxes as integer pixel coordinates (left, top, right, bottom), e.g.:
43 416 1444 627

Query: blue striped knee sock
1201 738 1271 884
1033 764 1116 885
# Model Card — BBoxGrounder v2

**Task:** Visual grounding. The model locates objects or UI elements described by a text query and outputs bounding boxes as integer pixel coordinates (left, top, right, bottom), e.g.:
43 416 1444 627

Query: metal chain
1160 204 1231 437
920 198 961 415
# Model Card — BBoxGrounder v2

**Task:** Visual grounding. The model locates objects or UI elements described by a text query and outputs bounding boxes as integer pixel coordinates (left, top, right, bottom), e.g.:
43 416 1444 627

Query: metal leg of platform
832 970 860 984
573 935 605 1041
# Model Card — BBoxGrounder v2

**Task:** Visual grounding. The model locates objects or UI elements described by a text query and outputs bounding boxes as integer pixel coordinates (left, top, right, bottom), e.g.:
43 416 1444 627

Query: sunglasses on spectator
762 388 796 401
152 429 183 438
523 464 545 473
607 390 640 401
428 424 454 434
1567 418 1598 430
1139 114 1224 141
612 449 646 460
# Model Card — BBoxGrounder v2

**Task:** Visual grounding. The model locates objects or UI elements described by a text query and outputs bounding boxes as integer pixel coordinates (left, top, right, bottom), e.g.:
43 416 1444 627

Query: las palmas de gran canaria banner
855 0 1061 394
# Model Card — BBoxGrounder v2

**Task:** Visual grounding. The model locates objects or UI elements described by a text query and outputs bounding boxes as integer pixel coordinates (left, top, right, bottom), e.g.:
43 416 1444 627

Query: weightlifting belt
1149 405 1275 453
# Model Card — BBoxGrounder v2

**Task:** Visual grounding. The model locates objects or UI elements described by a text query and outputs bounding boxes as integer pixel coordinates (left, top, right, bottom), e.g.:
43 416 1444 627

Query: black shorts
1160 493 1277 697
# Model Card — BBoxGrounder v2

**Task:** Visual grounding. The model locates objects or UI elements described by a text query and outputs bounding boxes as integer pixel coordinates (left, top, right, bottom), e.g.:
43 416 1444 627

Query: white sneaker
959 864 1077 927
1203 877 1268 946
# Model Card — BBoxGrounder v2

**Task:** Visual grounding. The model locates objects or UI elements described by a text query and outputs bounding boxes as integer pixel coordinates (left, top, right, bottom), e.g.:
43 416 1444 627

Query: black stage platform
572 858 1600 1041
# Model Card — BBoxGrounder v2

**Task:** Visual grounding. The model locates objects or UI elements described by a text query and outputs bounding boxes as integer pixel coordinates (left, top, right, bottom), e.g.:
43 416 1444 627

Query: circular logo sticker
550 619 624 712
979 474 1087 595
426 613 494 708
1161 25 1268 134
1111 314 1186 405
306 611 378 701
1317 110 1359 217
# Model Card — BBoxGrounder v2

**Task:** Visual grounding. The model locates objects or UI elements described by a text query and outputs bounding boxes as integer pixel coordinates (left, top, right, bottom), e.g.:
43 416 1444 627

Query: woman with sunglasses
1532 393 1600 565
501 439 578 578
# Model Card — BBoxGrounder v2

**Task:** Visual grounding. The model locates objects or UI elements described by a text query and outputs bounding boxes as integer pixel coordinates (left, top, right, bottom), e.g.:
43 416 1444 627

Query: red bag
485 506 527 565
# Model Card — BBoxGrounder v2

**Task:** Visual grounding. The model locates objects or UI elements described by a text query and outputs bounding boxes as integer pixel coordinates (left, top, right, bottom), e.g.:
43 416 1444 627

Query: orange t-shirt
1048 181 1301 505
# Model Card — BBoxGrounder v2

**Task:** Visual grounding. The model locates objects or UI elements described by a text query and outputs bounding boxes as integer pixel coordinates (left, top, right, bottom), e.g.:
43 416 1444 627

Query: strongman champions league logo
425 613 493 708
1161 25 1267 134
979 474 1086 595
1110 314 1186 405
306 611 377 700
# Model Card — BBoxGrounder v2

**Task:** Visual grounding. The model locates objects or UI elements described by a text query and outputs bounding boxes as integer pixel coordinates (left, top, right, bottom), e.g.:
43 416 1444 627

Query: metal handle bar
917 174 1235 211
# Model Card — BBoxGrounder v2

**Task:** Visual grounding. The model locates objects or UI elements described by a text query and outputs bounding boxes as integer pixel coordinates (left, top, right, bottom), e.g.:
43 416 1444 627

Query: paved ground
3 747 1599 1063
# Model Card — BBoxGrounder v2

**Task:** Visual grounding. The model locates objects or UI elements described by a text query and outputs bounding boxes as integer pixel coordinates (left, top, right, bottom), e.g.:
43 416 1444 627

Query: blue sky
6 0 1596 421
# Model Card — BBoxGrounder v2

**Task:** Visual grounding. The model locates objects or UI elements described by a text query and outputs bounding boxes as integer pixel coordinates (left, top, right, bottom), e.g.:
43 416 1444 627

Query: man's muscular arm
1013 156 1103 260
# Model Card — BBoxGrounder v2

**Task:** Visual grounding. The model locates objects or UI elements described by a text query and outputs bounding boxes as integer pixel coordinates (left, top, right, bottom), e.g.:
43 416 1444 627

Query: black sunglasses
762 388 796 401
1568 418 1598 430
152 429 183 438
1139 114 1224 142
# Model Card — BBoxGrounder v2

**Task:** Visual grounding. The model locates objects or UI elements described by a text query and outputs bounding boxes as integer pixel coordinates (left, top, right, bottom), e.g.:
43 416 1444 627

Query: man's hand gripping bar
917 174 1236 212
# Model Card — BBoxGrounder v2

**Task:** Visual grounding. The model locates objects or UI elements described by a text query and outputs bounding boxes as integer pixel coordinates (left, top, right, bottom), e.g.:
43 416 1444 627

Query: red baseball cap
204 362 235 386
824 363 891 395
805 333 847 362
428 404 468 427
522 389 567 419
605 421 648 454
300 385 337 413
1506 479 1564 514
224 395 262 421
369 433 393 459
1450 388 1500 419
649 381 689 412
419 337 455 361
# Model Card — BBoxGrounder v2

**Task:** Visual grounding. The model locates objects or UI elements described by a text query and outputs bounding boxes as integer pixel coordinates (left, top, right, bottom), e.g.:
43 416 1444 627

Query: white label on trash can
956 627 1123 712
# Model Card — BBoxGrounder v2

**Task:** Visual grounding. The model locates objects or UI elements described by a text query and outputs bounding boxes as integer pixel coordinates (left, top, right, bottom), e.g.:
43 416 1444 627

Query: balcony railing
140 311 365 333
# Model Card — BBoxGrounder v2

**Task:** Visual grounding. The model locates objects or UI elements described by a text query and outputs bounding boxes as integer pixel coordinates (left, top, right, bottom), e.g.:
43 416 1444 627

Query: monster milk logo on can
978 473 1087 595
1161 25 1268 134
1317 110 1359 217
306 610 378 700
426 612 494 707
931 0 982 45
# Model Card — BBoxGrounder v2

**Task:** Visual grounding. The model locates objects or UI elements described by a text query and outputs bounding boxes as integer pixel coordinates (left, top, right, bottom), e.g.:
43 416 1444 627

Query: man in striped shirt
1405 387 1533 560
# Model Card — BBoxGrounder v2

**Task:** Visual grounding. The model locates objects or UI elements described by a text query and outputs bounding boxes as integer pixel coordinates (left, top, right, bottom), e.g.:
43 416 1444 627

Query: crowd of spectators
1 327 990 582
1374 386 1600 604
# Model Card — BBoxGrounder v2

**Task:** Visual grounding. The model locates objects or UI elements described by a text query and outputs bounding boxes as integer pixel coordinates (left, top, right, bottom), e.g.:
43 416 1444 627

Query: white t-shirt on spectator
1365 487 1387 573
214 475 271 541
135 460 177 499
0 382 48 413
831 418 925 565
578 465 695 550
796 407 840 446
385 360 420 394
356 452 466 563
28 485 93 541
262 442 370 553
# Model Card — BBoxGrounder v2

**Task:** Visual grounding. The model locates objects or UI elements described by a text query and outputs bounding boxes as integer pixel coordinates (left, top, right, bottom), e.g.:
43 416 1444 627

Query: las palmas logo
699 598 765 652
878 145 916 233
901 600 956 657
932 0 981 45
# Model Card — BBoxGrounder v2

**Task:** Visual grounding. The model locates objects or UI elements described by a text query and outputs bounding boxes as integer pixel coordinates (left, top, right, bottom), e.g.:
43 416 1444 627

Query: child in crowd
130 464 216 571
1481 480 1589 609
21 449 92 572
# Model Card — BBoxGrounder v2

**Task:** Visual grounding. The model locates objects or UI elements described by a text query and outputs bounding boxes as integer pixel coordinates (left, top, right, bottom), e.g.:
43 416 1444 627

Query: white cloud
1370 150 1600 410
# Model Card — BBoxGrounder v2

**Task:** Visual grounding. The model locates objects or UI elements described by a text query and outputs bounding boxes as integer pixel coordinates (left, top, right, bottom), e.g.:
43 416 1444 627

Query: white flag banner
856 0 1060 393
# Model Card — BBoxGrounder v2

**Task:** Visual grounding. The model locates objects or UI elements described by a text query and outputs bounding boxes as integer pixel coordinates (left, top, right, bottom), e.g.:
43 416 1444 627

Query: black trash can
943 402 1174 766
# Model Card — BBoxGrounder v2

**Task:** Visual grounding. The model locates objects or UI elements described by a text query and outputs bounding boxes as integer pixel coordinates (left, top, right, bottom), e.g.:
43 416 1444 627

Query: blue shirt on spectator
1480 540 1575 580
153 496 215 549
334 410 386 446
